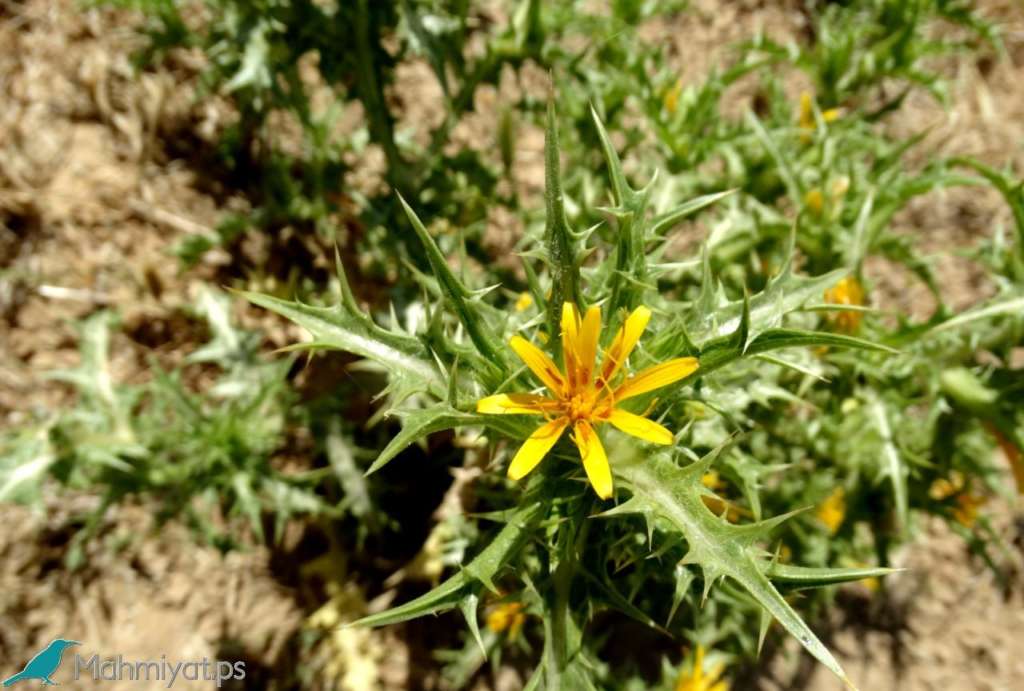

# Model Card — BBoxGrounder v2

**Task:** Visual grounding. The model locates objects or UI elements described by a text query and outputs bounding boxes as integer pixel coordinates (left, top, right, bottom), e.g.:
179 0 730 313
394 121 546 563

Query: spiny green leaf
239 290 445 398
352 498 544 628
45 311 133 440
766 563 902 589
398 194 504 368
951 157 1024 270
0 429 56 504
668 563 695 626
714 266 845 346
614 449 858 688
460 593 486 657
649 189 736 237
231 473 264 542
591 103 637 207
366 407 480 476
744 328 895 357
579 566 668 636
926 293 1024 335
592 104 654 315
326 419 373 518
747 111 799 200
868 396 909 533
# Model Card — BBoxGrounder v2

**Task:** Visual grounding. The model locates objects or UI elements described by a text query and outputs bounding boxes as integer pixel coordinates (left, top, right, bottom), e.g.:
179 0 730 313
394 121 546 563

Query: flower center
566 393 593 422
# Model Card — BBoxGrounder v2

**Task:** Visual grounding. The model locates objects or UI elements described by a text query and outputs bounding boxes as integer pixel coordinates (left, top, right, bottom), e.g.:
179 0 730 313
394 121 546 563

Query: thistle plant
244 102 898 689
0 288 356 564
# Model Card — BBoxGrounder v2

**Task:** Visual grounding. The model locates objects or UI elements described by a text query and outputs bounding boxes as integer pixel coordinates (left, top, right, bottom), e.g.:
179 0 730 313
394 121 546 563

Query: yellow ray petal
615 357 699 401
510 335 565 394
599 305 651 384
606 408 674 445
577 305 601 385
507 417 569 480
560 303 580 388
573 420 613 499
477 393 559 415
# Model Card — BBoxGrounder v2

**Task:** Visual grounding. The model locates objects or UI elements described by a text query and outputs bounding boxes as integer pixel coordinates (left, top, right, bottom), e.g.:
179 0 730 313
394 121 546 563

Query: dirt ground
1 1 1023 689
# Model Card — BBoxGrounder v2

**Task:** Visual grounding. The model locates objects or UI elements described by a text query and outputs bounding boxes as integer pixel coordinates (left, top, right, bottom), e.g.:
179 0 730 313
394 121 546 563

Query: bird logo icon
2 639 79 686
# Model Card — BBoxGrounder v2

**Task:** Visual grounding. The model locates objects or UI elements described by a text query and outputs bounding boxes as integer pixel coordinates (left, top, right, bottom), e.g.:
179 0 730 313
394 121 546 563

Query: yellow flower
816 487 846 534
805 178 850 219
676 644 729 691
798 91 842 141
486 601 526 638
701 495 747 523
952 493 985 527
798 92 815 131
929 472 965 500
823 276 864 333
929 472 986 527
477 303 699 499
699 470 747 521
515 292 534 312
701 470 724 490
804 188 825 215
664 79 683 114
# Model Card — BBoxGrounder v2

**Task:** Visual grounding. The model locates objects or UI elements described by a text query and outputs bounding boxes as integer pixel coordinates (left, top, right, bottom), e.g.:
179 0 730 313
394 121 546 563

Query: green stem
544 494 592 686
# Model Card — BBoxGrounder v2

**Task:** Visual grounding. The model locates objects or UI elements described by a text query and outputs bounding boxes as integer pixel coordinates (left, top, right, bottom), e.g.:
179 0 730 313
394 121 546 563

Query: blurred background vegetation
1 0 1022 689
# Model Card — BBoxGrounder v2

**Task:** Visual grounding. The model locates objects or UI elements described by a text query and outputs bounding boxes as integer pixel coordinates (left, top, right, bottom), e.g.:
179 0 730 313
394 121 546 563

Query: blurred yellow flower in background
824 276 865 333
817 486 846 534
486 600 526 638
676 644 729 691
798 91 842 140
664 79 683 114
804 187 825 215
929 472 987 527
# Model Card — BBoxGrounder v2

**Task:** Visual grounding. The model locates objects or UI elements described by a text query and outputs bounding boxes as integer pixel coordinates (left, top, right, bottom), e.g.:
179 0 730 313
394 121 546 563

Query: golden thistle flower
486 601 526 638
823 276 864 333
929 472 965 500
798 91 842 141
701 470 725 490
477 304 699 499
952 493 986 528
805 177 850 218
701 495 747 523
804 188 825 215
676 644 729 691
664 79 683 115
816 487 846 534
515 292 534 313
929 472 987 527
